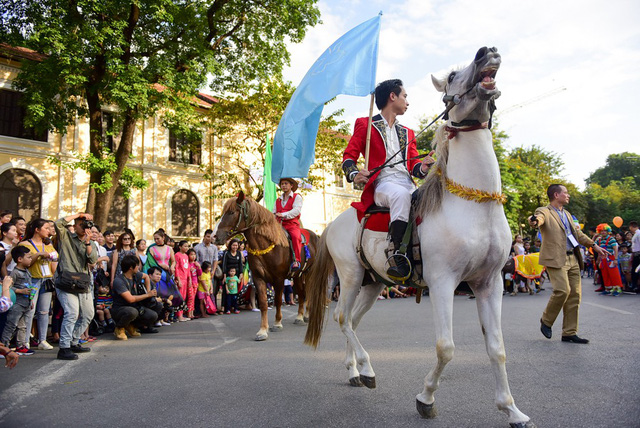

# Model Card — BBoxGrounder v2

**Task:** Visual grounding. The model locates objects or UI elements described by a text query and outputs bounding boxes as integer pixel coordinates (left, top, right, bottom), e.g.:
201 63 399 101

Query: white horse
304 47 534 428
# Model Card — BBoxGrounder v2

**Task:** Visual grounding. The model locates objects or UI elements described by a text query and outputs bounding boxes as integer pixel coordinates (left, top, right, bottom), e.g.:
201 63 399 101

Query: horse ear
431 74 446 93
236 191 245 203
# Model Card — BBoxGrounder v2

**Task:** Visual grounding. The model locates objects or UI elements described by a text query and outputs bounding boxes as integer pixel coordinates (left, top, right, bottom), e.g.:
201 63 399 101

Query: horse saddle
281 227 311 279
355 197 426 289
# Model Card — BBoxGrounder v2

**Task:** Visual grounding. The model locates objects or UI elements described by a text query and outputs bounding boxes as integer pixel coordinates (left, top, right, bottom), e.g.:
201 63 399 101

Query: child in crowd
619 244 633 291
95 284 115 332
283 279 295 306
0 246 35 355
174 240 191 322
225 267 240 314
147 266 173 325
187 248 201 319
198 261 212 317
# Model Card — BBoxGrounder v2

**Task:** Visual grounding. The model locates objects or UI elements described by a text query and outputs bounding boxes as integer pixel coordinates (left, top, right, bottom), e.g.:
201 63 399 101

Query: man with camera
54 213 98 360
111 254 158 340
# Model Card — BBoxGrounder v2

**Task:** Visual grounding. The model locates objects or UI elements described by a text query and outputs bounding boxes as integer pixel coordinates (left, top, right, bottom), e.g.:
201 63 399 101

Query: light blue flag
271 14 381 182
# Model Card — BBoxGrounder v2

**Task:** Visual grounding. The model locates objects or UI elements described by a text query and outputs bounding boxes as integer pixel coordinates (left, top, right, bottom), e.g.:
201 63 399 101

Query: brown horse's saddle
280 226 310 279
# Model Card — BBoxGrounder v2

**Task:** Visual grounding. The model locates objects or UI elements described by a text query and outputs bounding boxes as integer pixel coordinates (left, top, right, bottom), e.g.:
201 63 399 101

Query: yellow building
0 44 359 240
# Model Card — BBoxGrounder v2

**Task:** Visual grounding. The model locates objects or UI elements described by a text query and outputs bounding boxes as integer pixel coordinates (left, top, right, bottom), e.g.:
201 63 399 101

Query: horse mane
222 197 289 247
416 124 449 216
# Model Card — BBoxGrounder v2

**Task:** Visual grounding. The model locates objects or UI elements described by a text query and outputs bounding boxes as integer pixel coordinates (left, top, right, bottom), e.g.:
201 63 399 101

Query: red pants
599 256 623 288
283 222 302 262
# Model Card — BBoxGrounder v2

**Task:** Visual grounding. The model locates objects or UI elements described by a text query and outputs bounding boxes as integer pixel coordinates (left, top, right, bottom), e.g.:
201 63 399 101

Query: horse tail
304 225 334 349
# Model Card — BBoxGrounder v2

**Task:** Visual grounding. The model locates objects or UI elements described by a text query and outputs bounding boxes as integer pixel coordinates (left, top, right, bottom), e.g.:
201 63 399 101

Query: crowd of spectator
1 207 638 368
0 209 272 367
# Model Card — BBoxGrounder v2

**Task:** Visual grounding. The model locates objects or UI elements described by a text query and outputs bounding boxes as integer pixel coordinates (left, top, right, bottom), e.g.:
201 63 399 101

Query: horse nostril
475 46 488 62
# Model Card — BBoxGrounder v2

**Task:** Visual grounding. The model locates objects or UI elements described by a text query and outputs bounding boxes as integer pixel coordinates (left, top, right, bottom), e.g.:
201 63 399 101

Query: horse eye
448 73 456 83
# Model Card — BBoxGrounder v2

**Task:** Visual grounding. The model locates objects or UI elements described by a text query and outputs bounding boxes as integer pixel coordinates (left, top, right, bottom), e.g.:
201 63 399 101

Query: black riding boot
386 220 411 281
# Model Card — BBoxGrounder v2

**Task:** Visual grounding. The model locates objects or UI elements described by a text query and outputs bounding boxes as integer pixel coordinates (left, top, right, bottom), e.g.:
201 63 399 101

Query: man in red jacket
274 177 303 270
342 79 434 281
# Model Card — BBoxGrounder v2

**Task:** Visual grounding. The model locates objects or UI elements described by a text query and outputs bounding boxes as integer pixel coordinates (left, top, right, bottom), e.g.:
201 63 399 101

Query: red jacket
342 114 424 213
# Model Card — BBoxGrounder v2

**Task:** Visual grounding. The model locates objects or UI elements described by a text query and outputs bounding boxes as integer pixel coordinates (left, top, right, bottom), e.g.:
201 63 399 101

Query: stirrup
385 252 411 282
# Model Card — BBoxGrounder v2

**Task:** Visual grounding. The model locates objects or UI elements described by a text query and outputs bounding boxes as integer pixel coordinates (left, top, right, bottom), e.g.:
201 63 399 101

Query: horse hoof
359 375 376 389
269 325 283 332
255 333 268 341
303 316 309 323
293 319 306 325
416 399 437 418
349 377 364 387
509 422 536 428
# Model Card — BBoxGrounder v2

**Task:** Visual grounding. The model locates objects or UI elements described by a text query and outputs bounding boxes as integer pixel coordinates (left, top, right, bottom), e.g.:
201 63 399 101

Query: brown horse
213 191 318 341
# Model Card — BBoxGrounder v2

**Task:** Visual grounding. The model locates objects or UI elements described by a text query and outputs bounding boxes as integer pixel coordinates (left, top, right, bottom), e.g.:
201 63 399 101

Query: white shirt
273 192 303 220
632 229 640 253
375 116 412 185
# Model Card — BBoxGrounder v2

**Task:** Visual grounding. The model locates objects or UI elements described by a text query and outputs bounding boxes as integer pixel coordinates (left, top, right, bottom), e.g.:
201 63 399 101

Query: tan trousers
541 253 582 336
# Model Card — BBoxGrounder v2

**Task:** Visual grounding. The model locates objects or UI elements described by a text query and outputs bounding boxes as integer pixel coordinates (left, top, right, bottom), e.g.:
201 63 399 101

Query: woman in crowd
0 222 18 276
110 231 136 285
219 239 244 314
19 219 57 350
136 239 147 266
174 240 191 321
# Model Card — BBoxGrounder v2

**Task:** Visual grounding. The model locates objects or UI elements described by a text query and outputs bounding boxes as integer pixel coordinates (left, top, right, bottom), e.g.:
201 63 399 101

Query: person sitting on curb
111 254 158 340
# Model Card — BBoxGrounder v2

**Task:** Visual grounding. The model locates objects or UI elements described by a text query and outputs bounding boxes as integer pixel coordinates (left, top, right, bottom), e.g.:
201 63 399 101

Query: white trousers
373 179 414 222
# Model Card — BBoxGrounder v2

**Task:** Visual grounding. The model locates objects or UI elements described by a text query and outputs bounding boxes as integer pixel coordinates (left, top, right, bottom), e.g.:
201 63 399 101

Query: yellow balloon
613 216 623 228
579 223 584 230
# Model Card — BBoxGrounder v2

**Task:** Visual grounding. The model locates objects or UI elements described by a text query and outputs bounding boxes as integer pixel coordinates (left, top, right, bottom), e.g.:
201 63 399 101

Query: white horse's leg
333 264 367 387
416 279 457 418
343 282 386 388
473 275 533 427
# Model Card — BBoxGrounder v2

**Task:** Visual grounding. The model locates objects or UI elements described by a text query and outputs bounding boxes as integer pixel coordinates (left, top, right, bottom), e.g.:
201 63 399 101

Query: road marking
209 317 239 350
583 301 633 315
0 341 106 422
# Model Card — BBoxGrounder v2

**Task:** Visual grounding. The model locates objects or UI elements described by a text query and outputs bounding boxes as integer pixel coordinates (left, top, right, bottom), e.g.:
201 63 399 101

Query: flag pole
364 92 375 170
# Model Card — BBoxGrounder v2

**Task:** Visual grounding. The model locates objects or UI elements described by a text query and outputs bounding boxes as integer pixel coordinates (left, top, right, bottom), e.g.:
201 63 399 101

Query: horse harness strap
445 122 487 139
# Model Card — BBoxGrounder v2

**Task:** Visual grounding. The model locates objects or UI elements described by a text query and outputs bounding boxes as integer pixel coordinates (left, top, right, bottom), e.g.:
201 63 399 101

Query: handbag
56 271 92 294
204 293 217 315
214 265 223 280
42 278 55 293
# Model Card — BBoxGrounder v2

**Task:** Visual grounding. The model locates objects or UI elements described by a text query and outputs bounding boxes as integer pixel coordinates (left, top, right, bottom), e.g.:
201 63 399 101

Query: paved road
1 283 638 428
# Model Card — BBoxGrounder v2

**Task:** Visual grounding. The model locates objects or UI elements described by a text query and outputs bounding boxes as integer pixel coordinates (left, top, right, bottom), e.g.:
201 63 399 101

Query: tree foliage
0 0 320 226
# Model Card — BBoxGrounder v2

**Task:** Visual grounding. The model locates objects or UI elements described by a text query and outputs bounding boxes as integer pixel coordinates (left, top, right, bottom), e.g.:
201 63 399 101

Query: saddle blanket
356 210 422 233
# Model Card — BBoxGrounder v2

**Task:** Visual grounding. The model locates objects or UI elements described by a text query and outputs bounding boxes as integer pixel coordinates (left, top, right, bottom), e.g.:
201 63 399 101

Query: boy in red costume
274 178 303 270
342 79 434 280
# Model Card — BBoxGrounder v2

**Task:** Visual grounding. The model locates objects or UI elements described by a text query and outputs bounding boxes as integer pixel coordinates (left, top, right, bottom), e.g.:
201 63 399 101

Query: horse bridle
227 199 254 236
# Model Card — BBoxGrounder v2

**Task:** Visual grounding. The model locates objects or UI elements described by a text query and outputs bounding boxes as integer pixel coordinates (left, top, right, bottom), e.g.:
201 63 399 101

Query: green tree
0 0 320 227
586 152 640 188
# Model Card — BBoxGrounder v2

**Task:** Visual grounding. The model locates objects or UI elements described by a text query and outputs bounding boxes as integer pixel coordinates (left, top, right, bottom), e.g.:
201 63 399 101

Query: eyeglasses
123 237 131 241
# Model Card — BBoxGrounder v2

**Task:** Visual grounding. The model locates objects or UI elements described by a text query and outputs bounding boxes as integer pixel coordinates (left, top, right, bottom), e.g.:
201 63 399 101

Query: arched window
105 185 129 233
172 189 199 237
0 168 41 221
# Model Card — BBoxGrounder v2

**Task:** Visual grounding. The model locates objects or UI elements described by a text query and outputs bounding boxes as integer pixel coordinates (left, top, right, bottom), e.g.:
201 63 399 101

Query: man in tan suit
529 184 608 343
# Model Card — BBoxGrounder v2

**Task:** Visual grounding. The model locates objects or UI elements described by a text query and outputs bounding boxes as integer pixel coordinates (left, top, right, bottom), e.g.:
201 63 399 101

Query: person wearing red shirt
342 79 434 280
274 178 303 270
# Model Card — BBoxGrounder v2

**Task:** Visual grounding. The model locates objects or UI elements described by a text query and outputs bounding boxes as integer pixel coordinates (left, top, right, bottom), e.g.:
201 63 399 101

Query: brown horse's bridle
226 199 277 256
227 199 253 236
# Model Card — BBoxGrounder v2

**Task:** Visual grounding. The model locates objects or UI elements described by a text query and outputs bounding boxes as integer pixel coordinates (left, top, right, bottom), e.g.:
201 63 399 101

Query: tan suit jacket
533 205 594 270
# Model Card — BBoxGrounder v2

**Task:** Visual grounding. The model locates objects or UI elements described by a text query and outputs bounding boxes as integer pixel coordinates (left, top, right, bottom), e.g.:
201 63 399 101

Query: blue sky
282 0 640 188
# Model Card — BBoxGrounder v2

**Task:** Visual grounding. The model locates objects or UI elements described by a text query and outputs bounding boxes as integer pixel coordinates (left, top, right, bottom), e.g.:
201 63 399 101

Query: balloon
613 216 623 228
579 223 584 230
9 288 16 304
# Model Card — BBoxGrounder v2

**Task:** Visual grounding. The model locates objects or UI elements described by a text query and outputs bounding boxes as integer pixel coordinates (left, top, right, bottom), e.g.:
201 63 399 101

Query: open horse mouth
479 67 498 90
